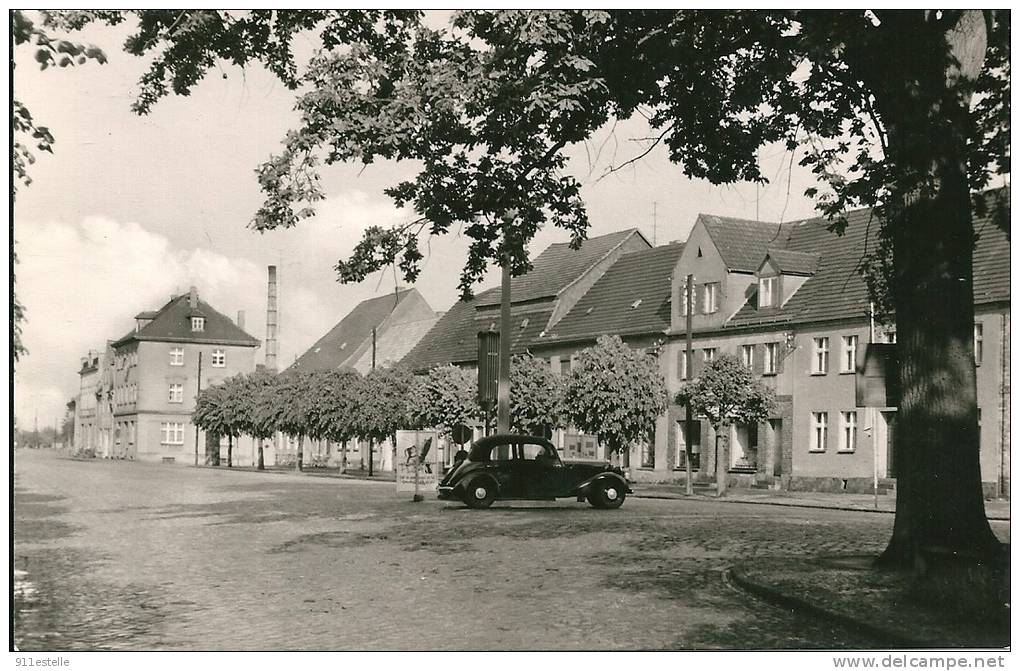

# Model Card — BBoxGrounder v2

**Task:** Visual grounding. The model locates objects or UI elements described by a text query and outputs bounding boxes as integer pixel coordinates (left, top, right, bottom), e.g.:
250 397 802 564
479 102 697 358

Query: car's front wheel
587 480 626 509
462 477 497 509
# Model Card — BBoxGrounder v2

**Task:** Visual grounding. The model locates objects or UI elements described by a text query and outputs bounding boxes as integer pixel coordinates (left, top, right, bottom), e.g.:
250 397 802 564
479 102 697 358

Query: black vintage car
437 434 631 509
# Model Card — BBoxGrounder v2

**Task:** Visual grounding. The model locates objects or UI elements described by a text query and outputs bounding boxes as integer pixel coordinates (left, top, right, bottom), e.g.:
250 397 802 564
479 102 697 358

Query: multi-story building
107 287 260 462
401 193 1010 496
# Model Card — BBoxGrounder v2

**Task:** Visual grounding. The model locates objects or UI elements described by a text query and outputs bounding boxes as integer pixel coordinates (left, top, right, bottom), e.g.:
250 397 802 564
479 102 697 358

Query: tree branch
595 122 674 183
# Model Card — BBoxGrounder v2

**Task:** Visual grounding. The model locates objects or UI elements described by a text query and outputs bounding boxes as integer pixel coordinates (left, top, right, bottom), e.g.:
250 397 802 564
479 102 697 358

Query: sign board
395 430 441 493
451 423 473 445
855 343 900 408
477 331 499 408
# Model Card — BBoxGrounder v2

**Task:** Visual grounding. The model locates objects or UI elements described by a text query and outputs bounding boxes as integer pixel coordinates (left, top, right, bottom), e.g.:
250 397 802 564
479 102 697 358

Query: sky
11 12 824 427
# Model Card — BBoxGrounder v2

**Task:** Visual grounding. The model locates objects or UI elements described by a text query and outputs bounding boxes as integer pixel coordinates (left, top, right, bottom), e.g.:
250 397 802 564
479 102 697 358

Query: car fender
574 472 631 498
459 471 501 498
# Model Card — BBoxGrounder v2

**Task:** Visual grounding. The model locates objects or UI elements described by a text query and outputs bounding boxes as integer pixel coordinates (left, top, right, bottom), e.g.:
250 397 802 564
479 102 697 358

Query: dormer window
758 276 778 308
191 316 205 332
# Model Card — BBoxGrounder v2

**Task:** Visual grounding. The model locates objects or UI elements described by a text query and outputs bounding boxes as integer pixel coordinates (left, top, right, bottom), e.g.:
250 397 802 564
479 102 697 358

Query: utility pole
369 327 376 477
652 201 658 246
194 351 202 467
496 257 511 434
684 274 695 496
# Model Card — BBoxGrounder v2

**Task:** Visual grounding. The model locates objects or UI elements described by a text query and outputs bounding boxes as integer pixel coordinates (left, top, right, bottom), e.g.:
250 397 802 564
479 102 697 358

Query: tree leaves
674 354 777 430
563 335 667 454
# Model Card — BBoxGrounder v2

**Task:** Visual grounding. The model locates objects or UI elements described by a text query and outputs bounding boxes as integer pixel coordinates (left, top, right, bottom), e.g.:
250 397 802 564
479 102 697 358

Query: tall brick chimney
265 266 278 372
188 286 198 309
236 310 246 332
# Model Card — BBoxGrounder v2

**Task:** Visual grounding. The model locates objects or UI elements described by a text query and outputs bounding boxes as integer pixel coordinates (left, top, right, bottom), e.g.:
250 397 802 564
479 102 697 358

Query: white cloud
13 216 269 424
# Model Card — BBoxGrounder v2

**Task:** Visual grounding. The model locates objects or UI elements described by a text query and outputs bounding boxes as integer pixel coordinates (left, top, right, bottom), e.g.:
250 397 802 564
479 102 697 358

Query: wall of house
975 308 1010 497
669 224 757 333
125 340 257 461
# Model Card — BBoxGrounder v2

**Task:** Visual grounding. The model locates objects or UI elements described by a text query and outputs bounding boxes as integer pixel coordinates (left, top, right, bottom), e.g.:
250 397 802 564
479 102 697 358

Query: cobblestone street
12 450 1010 651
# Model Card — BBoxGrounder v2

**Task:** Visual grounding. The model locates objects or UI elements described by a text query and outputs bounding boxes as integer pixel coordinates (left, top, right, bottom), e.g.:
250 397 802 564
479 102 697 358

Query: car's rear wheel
587 480 626 509
462 477 497 509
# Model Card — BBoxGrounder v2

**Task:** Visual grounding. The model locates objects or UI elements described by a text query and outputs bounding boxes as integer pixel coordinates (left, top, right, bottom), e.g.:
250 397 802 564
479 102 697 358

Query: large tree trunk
872 11 1000 567
227 434 233 468
257 438 265 470
296 434 304 472
341 439 348 474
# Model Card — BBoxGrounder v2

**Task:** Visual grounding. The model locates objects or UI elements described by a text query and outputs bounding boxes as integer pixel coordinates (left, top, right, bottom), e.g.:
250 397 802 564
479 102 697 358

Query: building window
640 442 654 469
168 383 183 404
810 412 828 452
678 350 690 380
974 322 983 365
160 422 185 445
759 276 777 308
764 342 779 375
676 420 701 470
839 411 857 452
703 348 716 363
560 358 571 376
191 316 205 332
211 348 226 367
812 337 829 374
169 347 184 366
880 329 897 344
841 335 858 373
741 344 755 369
702 282 719 314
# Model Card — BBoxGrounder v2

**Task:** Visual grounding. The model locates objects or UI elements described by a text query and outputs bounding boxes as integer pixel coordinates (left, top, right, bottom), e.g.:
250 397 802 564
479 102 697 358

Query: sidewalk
632 483 1011 521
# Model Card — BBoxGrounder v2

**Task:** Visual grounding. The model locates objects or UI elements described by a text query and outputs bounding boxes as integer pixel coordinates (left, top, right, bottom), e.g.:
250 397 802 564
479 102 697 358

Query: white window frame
703 348 716 363
764 342 779 375
810 412 828 452
191 316 205 332
974 322 983 365
839 411 857 452
160 422 185 445
841 335 858 373
680 285 691 316
678 349 690 380
169 347 184 367
812 337 829 374
168 383 183 404
211 348 226 367
741 344 754 369
759 276 777 308
703 282 719 314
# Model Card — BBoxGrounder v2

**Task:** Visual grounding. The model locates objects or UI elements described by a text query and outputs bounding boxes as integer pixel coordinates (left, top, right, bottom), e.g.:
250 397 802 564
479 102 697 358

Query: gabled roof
113 294 259 348
761 248 820 276
542 243 684 343
727 190 1010 328
289 289 413 372
400 290 491 371
475 229 643 306
697 214 790 272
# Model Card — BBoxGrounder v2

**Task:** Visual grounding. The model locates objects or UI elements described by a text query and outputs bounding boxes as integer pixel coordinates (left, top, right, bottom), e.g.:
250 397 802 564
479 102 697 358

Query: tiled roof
698 214 790 272
113 294 259 347
289 289 412 372
727 191 1010 328
400 290 494 371
542 243 684 343
475 229 641 306
763 248 820 276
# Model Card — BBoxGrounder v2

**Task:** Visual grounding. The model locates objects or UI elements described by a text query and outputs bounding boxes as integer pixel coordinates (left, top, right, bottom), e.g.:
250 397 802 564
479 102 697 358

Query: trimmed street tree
509 354 564 435
564 336 667 465
354 367 415 476
407 365 478 439
193 382 229 465
269 370 318 471
234 369 279 470
43 9 1009 565
311 369 363 473
674 354 777 498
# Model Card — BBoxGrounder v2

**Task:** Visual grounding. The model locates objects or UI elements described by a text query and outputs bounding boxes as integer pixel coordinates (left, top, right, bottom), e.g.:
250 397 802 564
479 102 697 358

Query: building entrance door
768 420 783 477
